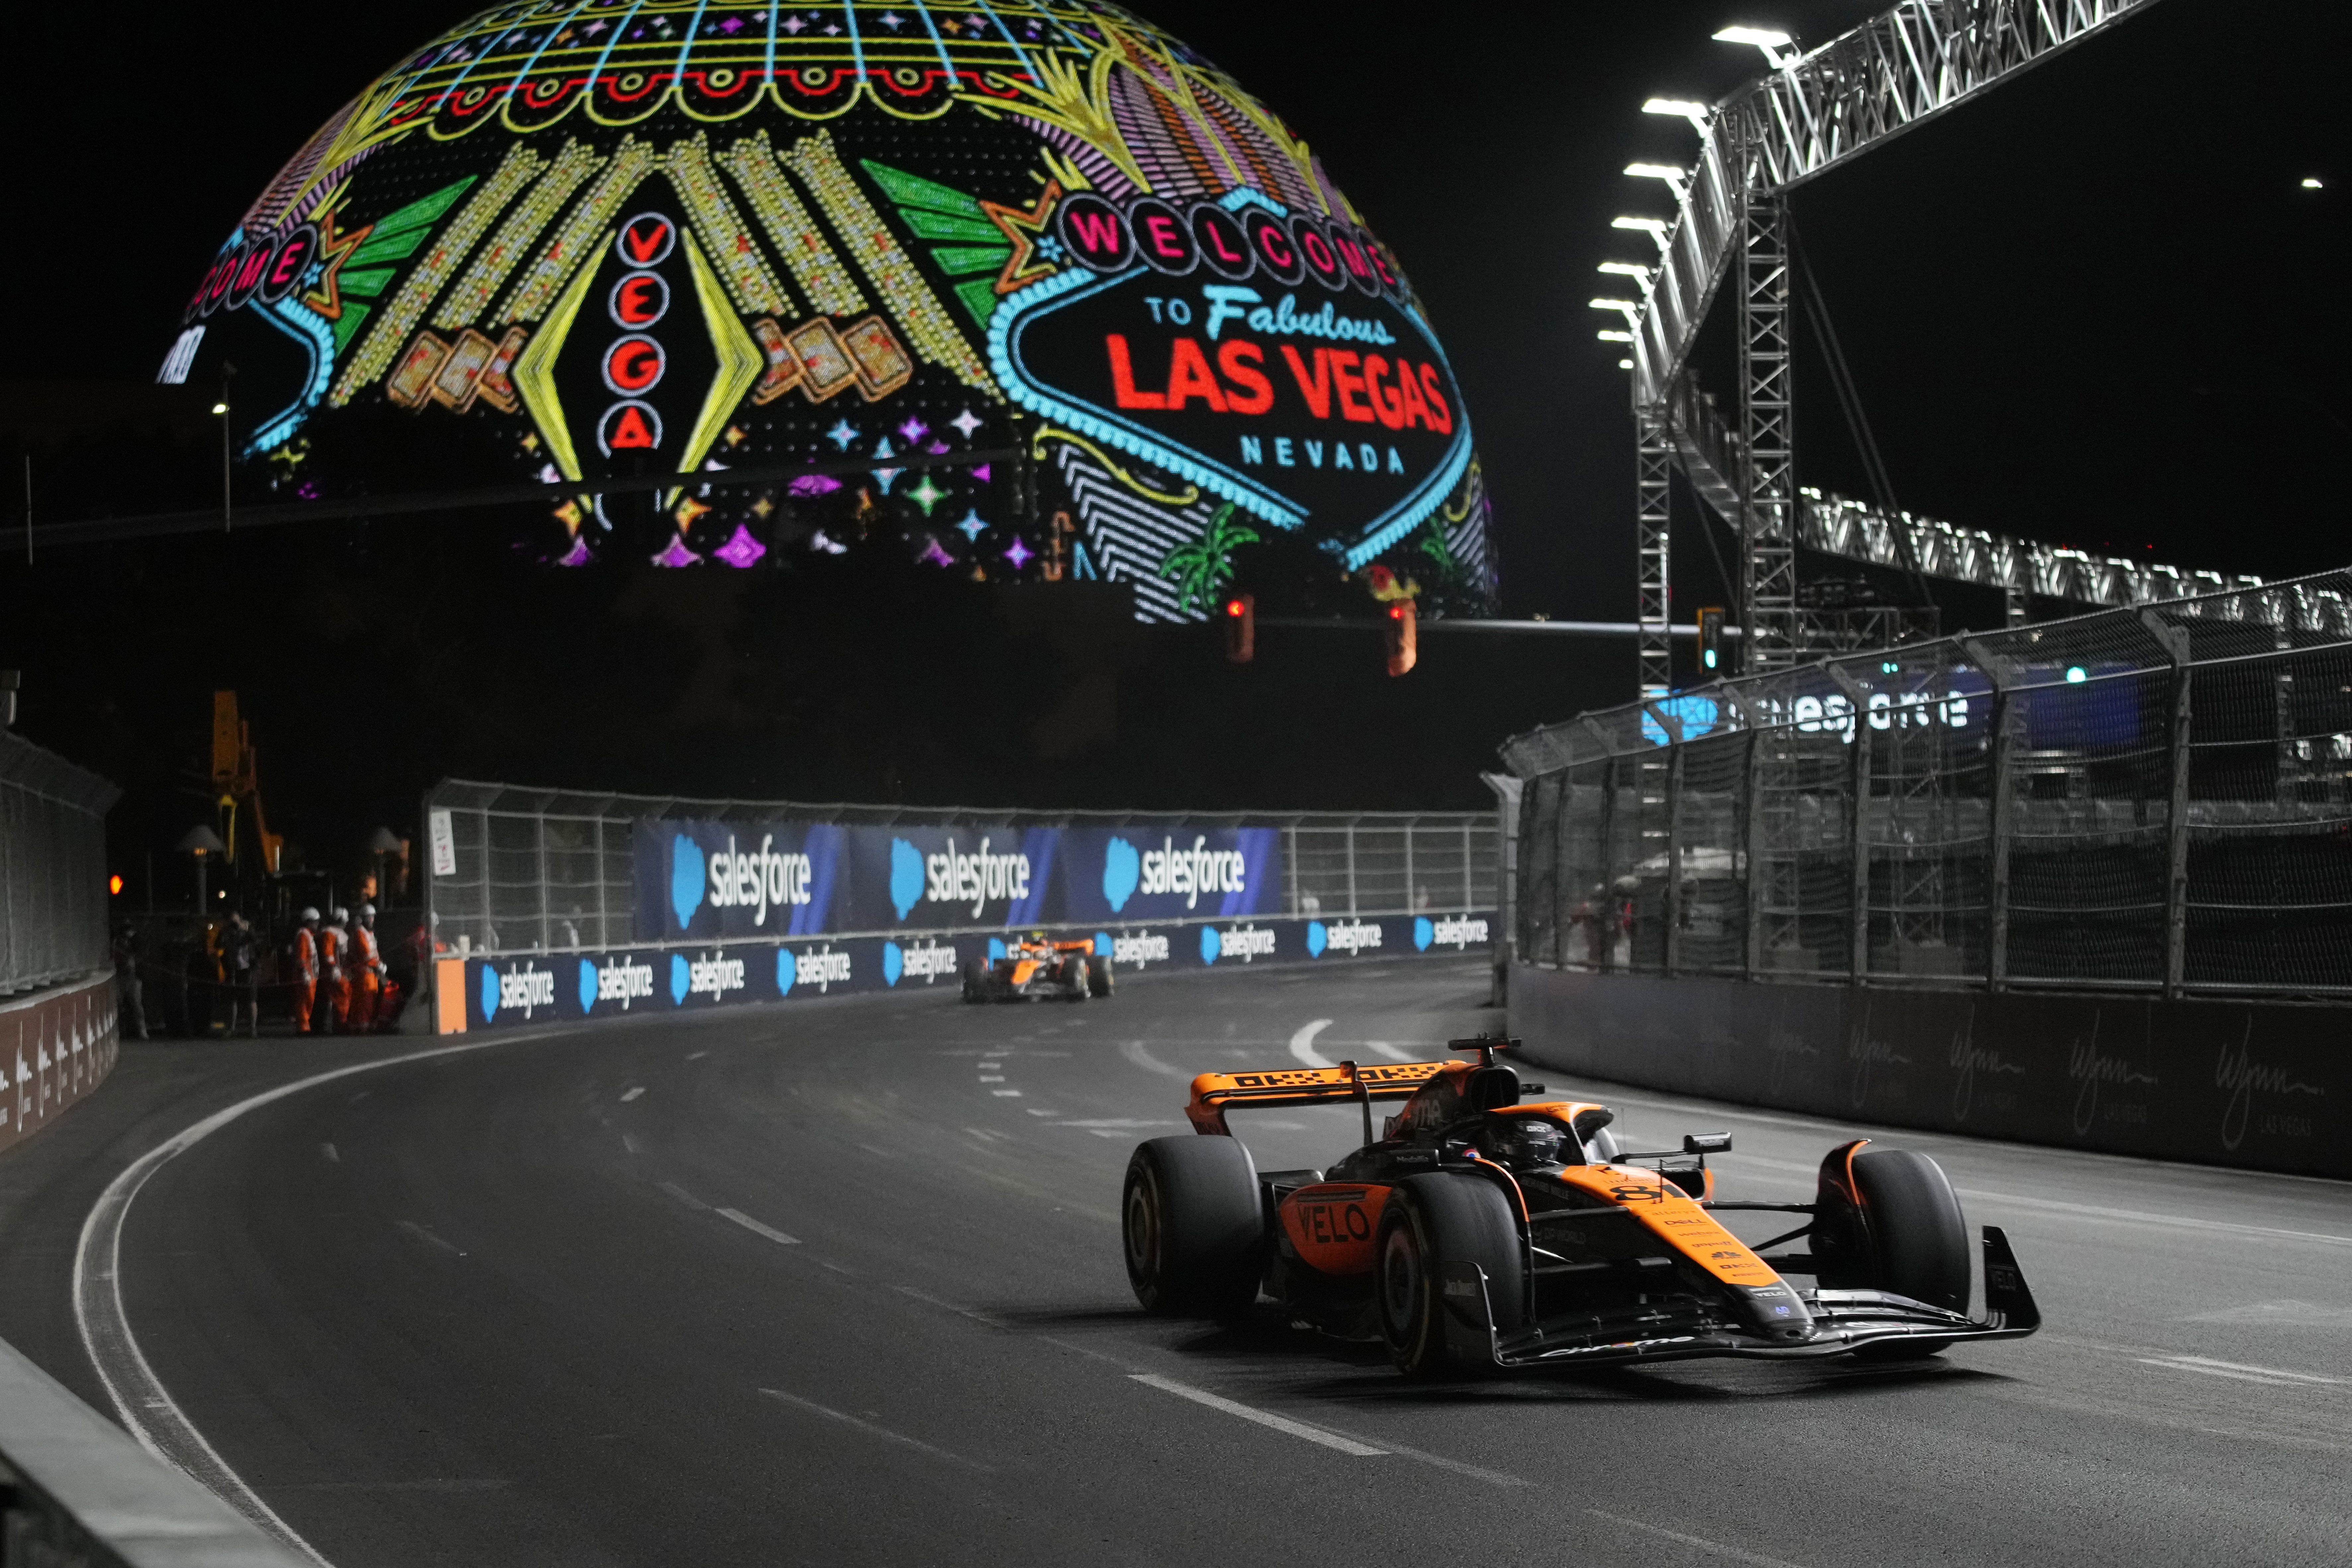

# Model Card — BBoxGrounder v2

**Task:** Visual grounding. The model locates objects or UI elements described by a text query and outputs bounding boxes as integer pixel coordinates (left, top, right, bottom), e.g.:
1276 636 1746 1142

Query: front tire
1061 956 1090 1001
1123 1136 1261 1317
1819 1145 1971 1361
1374 1174 1525 1378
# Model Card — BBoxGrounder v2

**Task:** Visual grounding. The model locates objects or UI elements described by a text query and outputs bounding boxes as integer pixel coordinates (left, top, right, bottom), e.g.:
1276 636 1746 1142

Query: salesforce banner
453 908 1494 1032
635 819 1280 939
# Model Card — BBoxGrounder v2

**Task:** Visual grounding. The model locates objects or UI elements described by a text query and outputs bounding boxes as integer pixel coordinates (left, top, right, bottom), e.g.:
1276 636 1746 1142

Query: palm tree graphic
1157 502 1260 615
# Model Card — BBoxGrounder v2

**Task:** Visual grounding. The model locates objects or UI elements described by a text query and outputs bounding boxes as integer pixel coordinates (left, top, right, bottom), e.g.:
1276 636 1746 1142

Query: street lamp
214 362 237 533
177 824 228 911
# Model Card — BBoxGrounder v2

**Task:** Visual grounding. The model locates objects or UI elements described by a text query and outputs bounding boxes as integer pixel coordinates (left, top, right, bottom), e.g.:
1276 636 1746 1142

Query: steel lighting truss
1618 0 2162 693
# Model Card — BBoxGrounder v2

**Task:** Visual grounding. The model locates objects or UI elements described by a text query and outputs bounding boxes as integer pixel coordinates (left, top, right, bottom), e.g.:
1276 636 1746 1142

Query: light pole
213 362 237 533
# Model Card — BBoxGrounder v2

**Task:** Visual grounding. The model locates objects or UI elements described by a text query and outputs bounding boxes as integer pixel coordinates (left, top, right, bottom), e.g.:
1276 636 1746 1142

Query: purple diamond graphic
970 464 991 483
1003 537 1033 570
555 537 593 567
714 524 767 569
650 535 702 568
916 537 956 568
896 416 928 443
789 473 842 497
926 439 949 454
718 15 743 31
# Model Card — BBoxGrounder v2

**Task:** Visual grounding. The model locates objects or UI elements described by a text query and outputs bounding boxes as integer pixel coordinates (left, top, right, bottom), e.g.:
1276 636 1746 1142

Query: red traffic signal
1222 591 1255 664
1384 598 1417 677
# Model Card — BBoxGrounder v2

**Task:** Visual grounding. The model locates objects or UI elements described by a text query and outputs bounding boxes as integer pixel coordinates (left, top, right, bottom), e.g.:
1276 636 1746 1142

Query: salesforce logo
889 838 924 919
1102 837 1140 911
1426 914 1490 950
1200 924 1276 965
883 939 959 986
1140 836 1246 909
924 837 1031 919
670 951 747 1003
670 836 705 928
581 955 657 1012
1319 919 1383 957
482 962 557 1022
1104 929 1170 967
783 947 853 993
703 834 814 926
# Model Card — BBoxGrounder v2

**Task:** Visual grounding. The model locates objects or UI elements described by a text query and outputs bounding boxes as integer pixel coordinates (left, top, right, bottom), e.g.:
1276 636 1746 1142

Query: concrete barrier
0 970 119 1156
1509 965 2346 1179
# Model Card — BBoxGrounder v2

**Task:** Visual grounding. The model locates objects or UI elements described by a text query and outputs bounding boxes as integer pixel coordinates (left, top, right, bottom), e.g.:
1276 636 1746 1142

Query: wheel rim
1379 1222 1423 1340
1124 1172 1161 1287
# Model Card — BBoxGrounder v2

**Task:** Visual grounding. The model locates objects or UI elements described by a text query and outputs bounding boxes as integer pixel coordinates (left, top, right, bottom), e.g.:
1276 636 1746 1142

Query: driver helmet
1494 1117 1572 1170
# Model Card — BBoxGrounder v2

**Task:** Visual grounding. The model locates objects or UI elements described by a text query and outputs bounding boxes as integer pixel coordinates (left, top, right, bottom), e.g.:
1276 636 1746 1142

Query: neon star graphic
949 407 982 439
980 180 1064 295
907 474 947 515
953 510 986 541
1003 537 1034 570
825 418 858 451
897 416 928 444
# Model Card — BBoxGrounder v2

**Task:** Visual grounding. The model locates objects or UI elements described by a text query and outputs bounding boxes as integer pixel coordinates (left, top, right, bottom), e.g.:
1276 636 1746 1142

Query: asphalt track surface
11 959 2352 1567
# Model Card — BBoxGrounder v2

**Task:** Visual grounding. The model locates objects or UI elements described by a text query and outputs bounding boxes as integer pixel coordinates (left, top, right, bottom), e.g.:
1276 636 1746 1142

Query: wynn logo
2216 1022 2324 1151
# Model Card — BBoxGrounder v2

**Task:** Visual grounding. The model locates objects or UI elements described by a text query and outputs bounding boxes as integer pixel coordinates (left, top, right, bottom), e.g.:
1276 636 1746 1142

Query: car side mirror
1683 1132 1732 1155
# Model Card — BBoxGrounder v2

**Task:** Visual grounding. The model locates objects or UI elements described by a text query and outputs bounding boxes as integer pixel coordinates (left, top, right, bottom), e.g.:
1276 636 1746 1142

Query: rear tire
1374 1174 1525 1378
960 961 984 1003
1061 956 1090 1001
1087 954 1115 998
1123 1137 1262 1317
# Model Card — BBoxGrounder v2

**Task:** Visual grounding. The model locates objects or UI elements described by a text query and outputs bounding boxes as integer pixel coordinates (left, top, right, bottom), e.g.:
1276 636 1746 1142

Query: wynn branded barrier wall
426 779 1496 1033
1509 965 2345 1178
0 971 119 1157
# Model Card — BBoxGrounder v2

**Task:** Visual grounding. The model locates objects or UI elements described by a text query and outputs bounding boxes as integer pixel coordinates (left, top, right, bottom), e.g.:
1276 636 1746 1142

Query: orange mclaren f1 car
962 934 1114 1003
1120 1038 2039 1375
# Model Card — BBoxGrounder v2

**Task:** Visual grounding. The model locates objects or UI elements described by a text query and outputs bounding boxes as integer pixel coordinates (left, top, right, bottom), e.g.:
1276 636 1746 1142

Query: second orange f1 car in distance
962 934 1114 1003
1120 1038 2041 1376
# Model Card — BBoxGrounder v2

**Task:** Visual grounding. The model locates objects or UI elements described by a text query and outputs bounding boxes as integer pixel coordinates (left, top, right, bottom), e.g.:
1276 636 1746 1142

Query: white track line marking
394 1221 465 1258
1119 1040 1187 1079
657 1181 709 1212
1950 1188 2352 1249
1586 1508 1811 1568
1289 1019 1336 1068
1129 1373 1384 1456
1024 1108 1055 1117
979 1075 1006 1083
685 1050 708 1060
2138 1355 2347 1387
622 1134 642 1155
715 1208 800 1246
319 1142 339 1163
73 1034 544 1568
992 1088 1023 1097
620 1086 645 1102
758 1388 992 1471
893 1286 1013 1331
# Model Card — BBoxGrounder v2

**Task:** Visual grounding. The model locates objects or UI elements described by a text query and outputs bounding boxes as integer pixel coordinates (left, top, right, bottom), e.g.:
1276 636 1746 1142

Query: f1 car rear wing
1186 1060 1461 1135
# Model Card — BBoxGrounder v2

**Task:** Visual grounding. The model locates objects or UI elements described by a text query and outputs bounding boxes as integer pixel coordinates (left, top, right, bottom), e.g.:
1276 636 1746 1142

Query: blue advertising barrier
636 819 1284 941
453 910 1495 1032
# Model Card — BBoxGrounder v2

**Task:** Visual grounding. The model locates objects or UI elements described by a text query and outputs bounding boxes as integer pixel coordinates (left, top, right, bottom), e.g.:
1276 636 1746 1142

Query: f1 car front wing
1441 1226 2042 1371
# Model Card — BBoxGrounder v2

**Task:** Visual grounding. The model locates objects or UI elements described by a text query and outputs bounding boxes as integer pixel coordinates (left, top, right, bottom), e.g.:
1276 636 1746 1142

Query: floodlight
1597 261 1651 281
2304 177 2325 189
2065 666 2087 684
1588 298 1638 313
1625 163 1689 186
1611 216 1670 253
1596 329 1633 343
1642 98 1709 125
1714 26 1796 67
211 403 229 415
1619 358 1635 370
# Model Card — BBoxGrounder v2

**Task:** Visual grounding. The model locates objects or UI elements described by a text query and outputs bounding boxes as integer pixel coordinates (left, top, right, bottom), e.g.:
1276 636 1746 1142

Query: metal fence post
1643 702 1685 976
1743 725 1765 981
1403 822 1416 914
2140 610 2194 998
1828 667 1871 981
1963 639 2012 992
1344 822 1358 917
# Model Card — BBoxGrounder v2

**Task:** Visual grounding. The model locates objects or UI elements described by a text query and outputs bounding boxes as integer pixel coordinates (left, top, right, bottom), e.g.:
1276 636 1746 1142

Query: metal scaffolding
1619 0 2164 675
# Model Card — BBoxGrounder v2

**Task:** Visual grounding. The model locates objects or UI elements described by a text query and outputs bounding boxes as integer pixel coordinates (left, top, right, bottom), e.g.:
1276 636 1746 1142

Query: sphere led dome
164 0 1491 617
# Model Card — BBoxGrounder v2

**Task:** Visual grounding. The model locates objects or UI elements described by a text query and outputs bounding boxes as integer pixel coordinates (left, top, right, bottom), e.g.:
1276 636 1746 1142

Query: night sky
4 0 2343 621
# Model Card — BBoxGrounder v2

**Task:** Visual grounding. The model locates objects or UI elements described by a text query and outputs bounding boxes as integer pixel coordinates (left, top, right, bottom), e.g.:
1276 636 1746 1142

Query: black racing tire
960 961 984 1003
1846 1148 1970 1361
1374 1174 1526 1379
1123 1136 1262 1318
1060 956 1090 1001
1086 953 1115 998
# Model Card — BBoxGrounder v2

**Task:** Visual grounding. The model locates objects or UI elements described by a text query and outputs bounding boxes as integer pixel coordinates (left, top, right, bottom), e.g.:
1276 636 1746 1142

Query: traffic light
1222 592 1255 664
1384 598 1417 677
1697 606 1726 672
